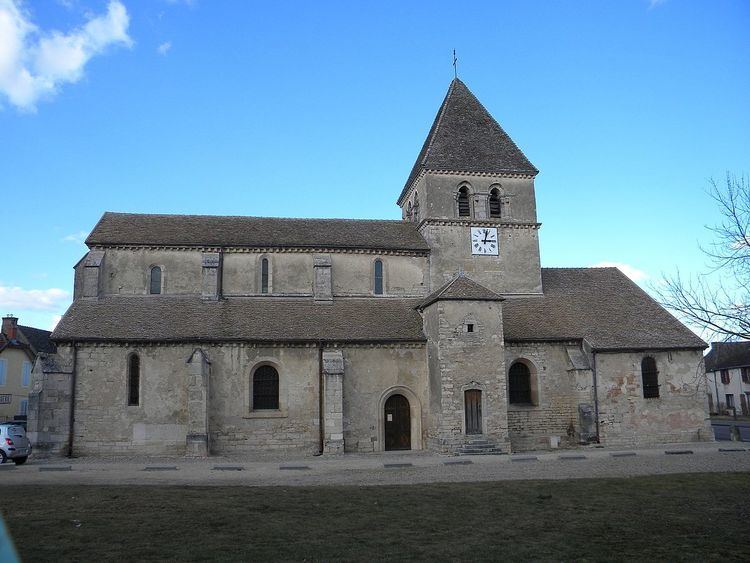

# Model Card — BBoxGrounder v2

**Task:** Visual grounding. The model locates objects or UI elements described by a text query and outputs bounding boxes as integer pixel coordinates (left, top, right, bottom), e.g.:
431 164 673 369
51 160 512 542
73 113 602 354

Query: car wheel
0 450 6 464
13 456 27 466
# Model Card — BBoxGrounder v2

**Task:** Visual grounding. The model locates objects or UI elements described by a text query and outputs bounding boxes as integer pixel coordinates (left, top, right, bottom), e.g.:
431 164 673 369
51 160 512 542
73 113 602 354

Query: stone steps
455 439 505 456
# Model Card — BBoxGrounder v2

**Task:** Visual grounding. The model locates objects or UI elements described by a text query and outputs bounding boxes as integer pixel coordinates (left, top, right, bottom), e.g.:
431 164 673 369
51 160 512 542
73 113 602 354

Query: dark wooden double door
385 394 411 450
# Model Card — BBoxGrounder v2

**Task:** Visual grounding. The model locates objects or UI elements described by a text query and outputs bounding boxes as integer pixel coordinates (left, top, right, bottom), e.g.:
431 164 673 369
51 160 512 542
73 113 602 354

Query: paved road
0 442 748 487
712 420 750 441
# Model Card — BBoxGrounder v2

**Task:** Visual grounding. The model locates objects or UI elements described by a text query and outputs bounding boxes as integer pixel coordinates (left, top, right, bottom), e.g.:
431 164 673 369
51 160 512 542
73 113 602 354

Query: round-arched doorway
384 394 411 451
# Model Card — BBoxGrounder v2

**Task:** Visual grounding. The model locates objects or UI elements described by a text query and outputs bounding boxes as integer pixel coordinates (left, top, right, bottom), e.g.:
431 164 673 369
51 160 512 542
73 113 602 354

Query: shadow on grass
4 472 750 561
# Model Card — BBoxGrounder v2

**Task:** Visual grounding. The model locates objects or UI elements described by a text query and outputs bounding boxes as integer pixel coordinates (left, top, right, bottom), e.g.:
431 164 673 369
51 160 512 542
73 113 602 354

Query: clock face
471 227 499 255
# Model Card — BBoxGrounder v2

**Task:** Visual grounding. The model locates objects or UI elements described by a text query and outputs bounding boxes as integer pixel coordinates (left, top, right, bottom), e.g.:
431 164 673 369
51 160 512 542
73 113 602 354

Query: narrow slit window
467 323 474 333
253 365 279 410
374 259 384 295
489 188 501 218
458 187 471 217
641 357 659 398
150 266 162 295
128 354 140 406
261 258 269 294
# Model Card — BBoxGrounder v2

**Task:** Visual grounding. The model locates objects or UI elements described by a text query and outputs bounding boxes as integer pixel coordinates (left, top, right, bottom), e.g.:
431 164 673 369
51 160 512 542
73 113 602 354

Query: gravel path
1 442 748 487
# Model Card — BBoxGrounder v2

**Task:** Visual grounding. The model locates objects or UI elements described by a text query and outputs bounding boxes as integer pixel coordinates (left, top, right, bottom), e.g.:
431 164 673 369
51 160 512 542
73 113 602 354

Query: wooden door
465 390 482 435
384 394 411 450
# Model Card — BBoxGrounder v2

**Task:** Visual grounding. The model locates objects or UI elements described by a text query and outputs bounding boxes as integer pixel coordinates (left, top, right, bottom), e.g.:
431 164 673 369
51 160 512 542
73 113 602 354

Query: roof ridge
98 212 412 224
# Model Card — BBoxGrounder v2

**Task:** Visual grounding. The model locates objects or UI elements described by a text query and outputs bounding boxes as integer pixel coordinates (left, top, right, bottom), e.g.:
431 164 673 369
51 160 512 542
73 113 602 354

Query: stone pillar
186 348 210 457
322 349 344 454
82 250 105 298
473 193 487 219
313 255 333 303
201 252 221 300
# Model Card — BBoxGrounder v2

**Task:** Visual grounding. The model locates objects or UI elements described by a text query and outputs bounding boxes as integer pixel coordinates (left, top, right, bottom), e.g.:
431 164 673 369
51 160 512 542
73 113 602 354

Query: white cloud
0 0 131 111
590 261 649 283
157 41 171 55
0 286 71 312
61 230 88 244
48 314 62 331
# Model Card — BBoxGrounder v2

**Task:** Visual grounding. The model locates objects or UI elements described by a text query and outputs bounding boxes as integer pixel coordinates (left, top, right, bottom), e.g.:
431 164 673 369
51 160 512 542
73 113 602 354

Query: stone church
29 79 712 457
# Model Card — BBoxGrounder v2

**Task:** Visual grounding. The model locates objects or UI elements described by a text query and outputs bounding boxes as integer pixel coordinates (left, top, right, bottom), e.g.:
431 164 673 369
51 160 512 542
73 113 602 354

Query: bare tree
657 173 750 341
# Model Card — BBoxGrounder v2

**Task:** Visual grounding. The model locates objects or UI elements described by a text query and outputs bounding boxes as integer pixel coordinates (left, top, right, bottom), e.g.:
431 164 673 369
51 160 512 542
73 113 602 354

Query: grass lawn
4 473 750 561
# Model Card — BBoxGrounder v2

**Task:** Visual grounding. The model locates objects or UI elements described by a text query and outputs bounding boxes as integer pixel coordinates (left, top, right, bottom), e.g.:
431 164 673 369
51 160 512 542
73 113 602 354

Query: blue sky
1 0 748 332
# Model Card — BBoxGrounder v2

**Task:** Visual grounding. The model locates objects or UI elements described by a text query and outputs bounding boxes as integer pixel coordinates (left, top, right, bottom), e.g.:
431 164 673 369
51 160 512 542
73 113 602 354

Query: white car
0 423 31 465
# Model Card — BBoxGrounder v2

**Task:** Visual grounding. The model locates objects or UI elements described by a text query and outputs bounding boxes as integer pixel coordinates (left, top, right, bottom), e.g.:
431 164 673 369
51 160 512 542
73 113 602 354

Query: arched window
508 362 532 404
412 194 420 223
127 354 140 406
642 357 659 398
149 266 162 295
261 258 269 294
489 188 502 218
253 365 279 410
457 187 471 217
374 259 384 295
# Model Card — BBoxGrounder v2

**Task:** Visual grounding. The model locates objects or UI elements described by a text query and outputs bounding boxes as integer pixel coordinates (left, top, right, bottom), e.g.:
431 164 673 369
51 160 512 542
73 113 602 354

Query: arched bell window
412 194 420 223
457 186 471 217
149 266 162 295
489 188 502 218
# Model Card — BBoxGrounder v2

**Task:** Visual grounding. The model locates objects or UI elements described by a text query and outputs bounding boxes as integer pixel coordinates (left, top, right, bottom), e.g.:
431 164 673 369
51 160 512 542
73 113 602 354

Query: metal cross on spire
452 49 458 79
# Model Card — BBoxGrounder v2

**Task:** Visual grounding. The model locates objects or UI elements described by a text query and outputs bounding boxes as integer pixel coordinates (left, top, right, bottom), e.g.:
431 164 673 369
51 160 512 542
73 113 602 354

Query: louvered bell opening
489 191 501 218
458 189 471 217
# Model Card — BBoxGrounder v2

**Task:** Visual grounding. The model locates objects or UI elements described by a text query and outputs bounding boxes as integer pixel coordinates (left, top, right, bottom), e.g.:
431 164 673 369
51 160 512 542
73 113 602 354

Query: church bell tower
398 79 542 296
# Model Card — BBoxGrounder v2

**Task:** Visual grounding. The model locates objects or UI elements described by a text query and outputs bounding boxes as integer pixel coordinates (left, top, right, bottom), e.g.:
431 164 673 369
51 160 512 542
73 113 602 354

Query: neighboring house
704 342 750 416
0 315 55 422
29 78 711 458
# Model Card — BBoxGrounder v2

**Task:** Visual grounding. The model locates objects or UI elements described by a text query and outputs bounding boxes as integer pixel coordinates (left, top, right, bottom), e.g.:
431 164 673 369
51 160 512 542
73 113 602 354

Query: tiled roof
18 325 56 354
418 275 503 310
398 79 538 204
704 341 750 372
86 213 430 252
503 268 707 351
52 297 426 343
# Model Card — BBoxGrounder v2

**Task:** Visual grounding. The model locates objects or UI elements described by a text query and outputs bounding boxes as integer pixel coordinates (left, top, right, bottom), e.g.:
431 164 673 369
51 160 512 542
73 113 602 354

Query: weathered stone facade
29 78 712 458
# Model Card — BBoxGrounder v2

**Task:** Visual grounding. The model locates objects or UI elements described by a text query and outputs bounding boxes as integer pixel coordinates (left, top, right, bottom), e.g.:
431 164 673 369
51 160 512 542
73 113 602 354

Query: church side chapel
28 78 712 457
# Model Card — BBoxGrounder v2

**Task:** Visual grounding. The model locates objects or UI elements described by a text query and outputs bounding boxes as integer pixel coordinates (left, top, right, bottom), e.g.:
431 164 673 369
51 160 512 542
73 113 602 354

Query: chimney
2 315 18 340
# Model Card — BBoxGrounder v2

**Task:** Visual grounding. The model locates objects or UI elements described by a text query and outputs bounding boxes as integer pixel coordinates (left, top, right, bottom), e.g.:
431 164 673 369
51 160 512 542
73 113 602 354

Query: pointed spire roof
417 274 504 311
398 79 537 204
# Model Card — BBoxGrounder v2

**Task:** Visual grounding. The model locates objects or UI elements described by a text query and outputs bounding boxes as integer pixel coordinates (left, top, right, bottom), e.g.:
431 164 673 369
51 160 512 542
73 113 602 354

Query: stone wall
340 345 429 452
596 349 713 447
504 342 591 451
423 299 508 452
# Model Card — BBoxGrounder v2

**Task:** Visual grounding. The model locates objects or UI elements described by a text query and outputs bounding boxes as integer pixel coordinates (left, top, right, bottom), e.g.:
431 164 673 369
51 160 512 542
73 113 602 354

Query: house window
642 357 659 398
741 367 750 384
0 359 6 386
508 362 532 404
18 399 27 416
374 259 384 295
489 188 501 218
726 394 735 409
261 258 269 294
720 369 730 384
149 266 162 295
128 354 140 406
22 361 31 387
457 186 471 217
253 365 279 410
